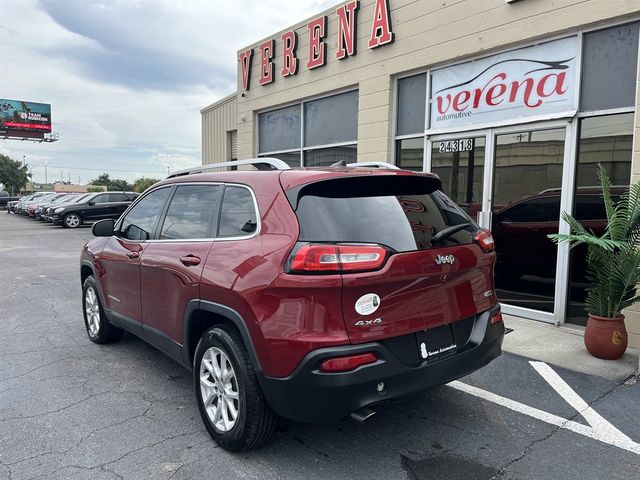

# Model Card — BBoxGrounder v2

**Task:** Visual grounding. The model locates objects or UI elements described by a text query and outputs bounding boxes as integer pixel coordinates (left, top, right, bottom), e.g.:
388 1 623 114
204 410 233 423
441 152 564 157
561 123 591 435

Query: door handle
126 251 140 259
180 255 201 266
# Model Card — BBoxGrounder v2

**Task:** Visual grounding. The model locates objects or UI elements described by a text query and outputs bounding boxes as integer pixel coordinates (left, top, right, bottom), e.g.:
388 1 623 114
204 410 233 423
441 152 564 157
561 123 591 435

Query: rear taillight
474 229 495 253
320 353 377 372
490 311 503 325
289 244 387 273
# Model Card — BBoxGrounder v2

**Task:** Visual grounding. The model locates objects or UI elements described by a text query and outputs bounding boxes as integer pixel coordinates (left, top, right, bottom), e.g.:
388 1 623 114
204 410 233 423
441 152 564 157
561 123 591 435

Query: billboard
0 99 52 135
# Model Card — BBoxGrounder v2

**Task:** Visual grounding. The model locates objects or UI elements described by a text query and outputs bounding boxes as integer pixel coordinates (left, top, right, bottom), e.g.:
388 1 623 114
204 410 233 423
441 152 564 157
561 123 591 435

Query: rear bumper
259 308 504 423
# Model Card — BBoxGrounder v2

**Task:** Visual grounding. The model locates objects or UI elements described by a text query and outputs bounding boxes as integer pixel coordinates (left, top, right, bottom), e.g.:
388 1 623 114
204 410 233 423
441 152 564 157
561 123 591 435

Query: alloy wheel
65 214 80 228
84 286 100 336
200 347 240 432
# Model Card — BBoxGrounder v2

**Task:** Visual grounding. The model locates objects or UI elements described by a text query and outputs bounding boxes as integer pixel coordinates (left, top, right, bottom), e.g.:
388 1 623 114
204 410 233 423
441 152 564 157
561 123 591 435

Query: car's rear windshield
292 176 477 252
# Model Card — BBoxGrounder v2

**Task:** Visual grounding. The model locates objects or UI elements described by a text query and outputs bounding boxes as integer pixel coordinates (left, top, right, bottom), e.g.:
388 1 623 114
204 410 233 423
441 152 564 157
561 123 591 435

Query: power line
27 164 168 174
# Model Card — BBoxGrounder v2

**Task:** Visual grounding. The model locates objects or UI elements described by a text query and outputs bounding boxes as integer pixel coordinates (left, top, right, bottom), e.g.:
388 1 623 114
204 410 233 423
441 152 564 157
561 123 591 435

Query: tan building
201 0 640 346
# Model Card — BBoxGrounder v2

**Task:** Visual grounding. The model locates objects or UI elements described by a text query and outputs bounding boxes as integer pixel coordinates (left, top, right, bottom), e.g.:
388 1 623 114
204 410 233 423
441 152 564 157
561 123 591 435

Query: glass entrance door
490 127 566 315
429 135 488 226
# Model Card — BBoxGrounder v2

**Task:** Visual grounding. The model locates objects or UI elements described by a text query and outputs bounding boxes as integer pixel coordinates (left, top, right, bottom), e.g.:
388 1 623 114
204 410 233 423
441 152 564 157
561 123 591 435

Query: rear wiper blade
431 223 472 244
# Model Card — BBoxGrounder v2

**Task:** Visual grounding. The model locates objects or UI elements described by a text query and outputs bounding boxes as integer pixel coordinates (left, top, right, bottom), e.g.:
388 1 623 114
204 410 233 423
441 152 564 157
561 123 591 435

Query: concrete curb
502 315 639 383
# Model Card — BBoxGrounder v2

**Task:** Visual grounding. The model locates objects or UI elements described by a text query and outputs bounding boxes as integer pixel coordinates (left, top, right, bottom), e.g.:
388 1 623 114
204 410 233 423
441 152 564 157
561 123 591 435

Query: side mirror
92 219 115 237
88 201 95 206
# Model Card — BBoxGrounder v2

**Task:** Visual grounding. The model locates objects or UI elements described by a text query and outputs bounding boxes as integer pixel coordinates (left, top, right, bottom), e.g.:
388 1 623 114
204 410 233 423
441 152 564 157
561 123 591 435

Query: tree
0 154 30 194
132 177 160 193
89 173 132 191
109 178 133 191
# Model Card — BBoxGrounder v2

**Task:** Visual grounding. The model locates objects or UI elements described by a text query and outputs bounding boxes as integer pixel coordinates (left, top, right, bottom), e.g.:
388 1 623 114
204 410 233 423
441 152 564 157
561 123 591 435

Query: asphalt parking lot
1 212 639 480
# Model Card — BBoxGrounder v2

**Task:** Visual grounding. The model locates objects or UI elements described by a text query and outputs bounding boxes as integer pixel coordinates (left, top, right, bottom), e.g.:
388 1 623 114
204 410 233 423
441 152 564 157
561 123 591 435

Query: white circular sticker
355 293 381 316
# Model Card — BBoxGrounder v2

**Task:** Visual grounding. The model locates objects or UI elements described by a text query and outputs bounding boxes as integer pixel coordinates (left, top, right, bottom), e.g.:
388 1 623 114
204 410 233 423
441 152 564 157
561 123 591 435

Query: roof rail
167 158 291 178
346 162 400 170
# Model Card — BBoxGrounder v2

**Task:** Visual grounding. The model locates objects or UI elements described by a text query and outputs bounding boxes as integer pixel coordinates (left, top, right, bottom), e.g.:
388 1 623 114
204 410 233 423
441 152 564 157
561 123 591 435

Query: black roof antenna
331 160 347 167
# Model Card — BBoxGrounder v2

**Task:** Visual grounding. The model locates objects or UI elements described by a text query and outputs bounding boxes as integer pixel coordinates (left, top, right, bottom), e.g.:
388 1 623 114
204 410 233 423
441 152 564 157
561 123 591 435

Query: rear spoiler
285 174 443 210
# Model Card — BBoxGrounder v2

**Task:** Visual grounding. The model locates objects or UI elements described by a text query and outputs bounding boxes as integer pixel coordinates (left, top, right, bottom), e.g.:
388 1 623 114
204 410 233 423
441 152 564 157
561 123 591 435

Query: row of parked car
6 191 139 228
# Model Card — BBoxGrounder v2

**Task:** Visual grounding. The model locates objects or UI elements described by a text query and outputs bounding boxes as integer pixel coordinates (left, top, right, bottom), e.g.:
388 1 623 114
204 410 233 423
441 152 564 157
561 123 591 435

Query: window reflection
567 113 633 325
492 128 565 313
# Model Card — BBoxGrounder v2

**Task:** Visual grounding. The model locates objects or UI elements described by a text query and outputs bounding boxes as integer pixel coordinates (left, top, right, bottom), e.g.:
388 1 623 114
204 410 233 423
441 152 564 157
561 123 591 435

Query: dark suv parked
80 159 504 451
53 191 138 228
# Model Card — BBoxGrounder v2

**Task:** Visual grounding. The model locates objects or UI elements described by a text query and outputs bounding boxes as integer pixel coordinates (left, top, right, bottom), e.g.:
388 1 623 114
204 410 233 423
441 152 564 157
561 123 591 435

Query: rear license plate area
416 324 457 361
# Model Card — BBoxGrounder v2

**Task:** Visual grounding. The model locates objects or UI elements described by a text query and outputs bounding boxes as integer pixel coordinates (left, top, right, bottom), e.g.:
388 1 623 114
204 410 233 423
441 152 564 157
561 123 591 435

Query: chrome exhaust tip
350 407 376 423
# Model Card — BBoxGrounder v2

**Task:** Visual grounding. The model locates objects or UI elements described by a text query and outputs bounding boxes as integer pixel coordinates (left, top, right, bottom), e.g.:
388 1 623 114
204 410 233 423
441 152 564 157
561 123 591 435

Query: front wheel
63 212 82 228
194 326 276 451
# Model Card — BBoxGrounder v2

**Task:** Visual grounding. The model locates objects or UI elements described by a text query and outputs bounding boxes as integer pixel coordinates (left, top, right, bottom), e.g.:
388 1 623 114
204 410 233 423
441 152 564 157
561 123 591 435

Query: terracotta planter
584 314 628 360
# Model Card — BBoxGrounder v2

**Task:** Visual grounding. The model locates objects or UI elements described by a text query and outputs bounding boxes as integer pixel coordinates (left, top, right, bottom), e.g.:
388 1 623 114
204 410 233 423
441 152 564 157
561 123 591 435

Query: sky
0 0 336 185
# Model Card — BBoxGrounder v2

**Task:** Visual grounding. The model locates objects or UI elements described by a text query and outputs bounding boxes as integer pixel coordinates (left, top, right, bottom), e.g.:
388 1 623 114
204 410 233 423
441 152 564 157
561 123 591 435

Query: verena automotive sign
430 37 577 129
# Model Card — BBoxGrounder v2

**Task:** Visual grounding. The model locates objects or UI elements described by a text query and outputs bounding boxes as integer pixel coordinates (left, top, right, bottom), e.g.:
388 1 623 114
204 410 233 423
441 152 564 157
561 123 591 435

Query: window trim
116 182 262 244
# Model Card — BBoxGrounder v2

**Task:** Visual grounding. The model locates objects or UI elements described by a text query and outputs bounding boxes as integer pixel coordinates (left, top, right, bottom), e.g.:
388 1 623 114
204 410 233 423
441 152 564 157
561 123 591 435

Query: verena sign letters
430 37 578 129
239 0 394 91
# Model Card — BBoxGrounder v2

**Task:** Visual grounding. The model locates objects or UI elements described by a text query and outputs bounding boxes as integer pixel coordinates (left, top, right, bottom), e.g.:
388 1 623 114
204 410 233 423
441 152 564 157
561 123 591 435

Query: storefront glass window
259 152 301 168
491 128 565 313
396 73 426 136
431 137 485 219
396 137 424 171
580 22 639 111
258 91 358 165
258 104 301 153
304 145 357 167
304 91 358 147
567 113 634 325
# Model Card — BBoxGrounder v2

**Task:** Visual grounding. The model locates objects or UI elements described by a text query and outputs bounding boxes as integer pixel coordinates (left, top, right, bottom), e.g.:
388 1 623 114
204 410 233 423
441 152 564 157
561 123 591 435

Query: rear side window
119 188 171 241
294 178 474 252
218 186 258 237
159 185 220 240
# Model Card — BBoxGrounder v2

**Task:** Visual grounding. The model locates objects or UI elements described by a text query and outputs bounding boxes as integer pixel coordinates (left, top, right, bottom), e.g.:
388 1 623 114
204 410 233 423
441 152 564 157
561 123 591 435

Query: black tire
194 326 276 451
82 276 123 344
63 212 82 228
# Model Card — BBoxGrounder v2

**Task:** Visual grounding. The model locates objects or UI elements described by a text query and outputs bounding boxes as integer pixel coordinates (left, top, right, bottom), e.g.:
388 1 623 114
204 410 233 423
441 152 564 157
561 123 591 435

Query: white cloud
0 0 339 184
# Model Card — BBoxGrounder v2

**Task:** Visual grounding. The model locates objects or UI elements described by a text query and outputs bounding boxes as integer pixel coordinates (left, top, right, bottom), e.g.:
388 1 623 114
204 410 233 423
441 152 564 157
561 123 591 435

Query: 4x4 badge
435 254 455 265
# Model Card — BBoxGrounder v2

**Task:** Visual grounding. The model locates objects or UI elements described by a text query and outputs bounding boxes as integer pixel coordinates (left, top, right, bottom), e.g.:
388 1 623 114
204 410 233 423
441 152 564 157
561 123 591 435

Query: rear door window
294 177 474 252
159 185 220 240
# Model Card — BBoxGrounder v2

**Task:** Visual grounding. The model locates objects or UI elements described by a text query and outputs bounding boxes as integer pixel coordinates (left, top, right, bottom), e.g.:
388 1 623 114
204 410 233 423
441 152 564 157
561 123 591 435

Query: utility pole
42 160 49 186
166 165 170 176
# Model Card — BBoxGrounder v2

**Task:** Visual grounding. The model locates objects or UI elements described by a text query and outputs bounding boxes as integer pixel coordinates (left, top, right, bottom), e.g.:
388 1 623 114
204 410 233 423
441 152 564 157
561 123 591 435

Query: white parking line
448 361 640 455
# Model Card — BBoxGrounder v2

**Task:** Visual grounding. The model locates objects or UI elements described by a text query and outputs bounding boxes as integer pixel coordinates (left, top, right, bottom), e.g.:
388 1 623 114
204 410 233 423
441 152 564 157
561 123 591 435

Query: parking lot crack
0 391 109 423
490 382 623 477
0 356 84 384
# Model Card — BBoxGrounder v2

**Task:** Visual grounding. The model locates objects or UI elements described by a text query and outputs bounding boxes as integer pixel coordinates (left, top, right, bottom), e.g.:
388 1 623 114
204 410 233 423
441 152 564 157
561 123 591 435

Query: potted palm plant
549 165 640 360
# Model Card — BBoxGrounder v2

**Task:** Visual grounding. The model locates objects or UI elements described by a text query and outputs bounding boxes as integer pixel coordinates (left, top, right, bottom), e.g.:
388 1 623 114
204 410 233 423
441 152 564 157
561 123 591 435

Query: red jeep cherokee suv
80 159 504 451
